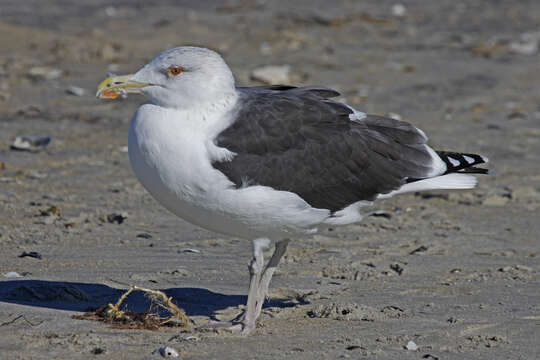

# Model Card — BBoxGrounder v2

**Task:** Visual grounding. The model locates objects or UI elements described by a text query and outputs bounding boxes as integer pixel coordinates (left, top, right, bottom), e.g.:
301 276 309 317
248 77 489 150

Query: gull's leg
206 238 270 333
239 238 271 334
206 238 288 335
252 239 290 320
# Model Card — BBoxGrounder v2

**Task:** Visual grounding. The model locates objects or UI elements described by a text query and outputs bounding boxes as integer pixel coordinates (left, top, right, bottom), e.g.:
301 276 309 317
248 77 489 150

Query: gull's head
96 46 235 109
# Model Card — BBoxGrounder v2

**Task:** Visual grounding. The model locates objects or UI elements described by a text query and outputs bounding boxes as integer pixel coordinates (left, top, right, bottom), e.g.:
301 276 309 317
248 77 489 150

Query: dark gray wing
214 86 438 212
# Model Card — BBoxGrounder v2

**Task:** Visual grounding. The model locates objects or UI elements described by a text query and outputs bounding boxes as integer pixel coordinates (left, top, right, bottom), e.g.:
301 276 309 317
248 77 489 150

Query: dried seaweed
72 286 191 330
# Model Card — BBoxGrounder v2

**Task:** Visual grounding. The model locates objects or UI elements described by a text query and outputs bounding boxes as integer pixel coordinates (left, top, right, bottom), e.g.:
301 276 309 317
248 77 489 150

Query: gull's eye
168 66 183 76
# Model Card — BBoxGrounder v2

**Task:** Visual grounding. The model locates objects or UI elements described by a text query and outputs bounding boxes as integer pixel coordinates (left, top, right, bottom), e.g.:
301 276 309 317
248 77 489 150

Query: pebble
28 172 47 179
391 4 407 17
27 66 63 80
153 346 179 358
19 251 42 259
178 248 201 254
499 265 532 273
507 111 527 120
25 215 50 228
410 245 428 255
137 233 153 239
11 136 51 152
510 41 538 55
509 32 539 56
66 86 86 96
43 193 64 201
390 263 404 275
105 6 117 17
91 347 105 355
106 212 128 224
251 65 291 84
4 271 24 278
40 206 59 217
16 105 42 118
405 340 418 351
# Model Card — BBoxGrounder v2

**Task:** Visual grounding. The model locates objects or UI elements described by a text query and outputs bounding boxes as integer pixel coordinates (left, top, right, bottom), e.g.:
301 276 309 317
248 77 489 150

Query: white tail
378 173 477 199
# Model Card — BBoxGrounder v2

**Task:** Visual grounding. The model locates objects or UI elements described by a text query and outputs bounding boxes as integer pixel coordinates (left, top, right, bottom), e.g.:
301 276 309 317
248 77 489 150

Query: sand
1 1 539 359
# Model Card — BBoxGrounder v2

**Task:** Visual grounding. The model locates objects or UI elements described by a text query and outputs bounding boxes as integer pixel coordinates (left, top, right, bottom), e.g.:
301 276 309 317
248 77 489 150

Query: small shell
4 271 24 278
153 346 179 358
66 86 86 96
405 341 418 351
11 136 51 152
178 248 200 254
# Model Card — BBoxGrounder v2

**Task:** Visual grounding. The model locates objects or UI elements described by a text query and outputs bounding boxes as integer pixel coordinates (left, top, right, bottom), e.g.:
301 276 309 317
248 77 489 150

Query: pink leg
206 238 290 335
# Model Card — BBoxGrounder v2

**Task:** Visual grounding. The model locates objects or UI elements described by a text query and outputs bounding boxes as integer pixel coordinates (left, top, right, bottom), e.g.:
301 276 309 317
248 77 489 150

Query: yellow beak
96 74 148 99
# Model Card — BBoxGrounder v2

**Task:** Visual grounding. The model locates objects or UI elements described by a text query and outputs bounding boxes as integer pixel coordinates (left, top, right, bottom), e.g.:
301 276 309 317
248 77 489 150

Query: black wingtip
458 166 490 174
437 151 489 174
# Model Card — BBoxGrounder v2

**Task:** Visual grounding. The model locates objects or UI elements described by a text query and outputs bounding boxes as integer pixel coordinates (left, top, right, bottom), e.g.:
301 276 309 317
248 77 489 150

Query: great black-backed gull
96 46 488 334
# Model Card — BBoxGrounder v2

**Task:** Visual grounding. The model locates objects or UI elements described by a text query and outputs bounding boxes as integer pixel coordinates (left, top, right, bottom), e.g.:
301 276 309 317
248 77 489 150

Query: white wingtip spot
463 155 475 164
448 157 461 167
480 155 489 163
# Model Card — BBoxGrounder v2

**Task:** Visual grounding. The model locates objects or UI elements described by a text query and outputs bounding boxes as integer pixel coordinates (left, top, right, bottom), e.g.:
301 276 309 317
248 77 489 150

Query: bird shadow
0 280 305 319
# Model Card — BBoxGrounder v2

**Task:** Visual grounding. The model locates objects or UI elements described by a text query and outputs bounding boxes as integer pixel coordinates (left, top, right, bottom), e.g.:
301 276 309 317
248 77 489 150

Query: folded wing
214 86 446 212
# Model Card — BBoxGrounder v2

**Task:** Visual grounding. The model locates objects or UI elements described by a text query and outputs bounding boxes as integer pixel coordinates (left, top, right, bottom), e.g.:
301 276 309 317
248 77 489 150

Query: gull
96 46 488 334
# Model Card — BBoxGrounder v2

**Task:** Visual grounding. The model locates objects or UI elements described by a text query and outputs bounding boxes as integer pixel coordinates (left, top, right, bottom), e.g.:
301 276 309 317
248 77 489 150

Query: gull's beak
96 74 148 99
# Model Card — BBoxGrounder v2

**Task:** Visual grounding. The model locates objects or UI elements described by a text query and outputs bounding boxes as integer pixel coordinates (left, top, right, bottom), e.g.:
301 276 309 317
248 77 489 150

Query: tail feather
378 173 478 199
436 151 489 174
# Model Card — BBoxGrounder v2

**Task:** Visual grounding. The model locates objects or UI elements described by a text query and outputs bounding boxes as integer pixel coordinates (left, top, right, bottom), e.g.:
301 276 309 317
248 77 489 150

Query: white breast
128 103 329 239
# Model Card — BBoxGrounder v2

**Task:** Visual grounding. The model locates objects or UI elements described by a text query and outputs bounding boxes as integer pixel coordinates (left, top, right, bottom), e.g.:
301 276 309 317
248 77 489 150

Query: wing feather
214 86 439 212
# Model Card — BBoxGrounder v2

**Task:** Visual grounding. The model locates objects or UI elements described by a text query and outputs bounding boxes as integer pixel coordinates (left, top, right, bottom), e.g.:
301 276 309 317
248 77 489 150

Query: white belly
128 104 329 240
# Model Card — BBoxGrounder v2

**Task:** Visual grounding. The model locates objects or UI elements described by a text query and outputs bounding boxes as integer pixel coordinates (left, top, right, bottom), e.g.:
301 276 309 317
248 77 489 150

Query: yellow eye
168 66 183 76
